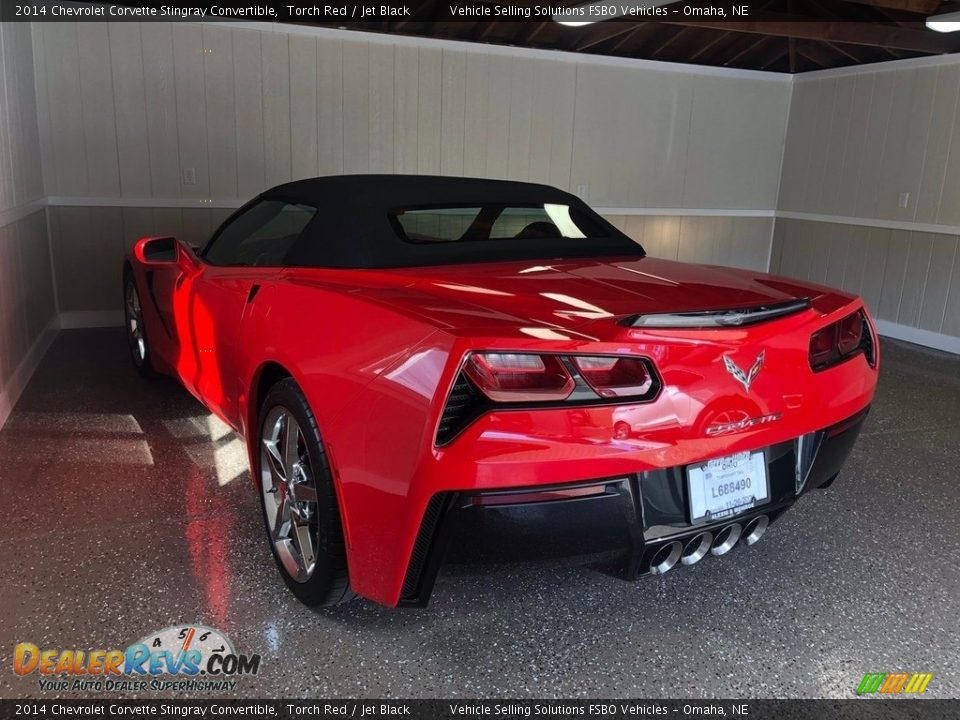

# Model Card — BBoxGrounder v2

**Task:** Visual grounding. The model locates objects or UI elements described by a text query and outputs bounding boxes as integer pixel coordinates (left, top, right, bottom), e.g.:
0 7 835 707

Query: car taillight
439 352 663 445
571 356 654 398
809 309 872 371
837 311 863 355
464 352 574 402
809 324 837 368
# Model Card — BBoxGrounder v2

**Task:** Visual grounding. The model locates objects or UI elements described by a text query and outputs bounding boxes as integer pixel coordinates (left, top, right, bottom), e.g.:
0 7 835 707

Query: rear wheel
124 272 157 378
257 378 353 606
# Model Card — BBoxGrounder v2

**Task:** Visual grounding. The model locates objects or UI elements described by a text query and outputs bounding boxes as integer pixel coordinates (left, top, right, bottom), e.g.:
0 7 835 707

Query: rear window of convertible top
390 204 610 244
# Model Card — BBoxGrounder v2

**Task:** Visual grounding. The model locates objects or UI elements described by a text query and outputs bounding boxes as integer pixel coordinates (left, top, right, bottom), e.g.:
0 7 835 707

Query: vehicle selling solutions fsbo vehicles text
444 4 750 20
448 4 670 18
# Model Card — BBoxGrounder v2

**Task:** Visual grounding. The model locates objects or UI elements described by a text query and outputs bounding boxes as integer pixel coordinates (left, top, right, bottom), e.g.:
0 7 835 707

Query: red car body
124 176 878 607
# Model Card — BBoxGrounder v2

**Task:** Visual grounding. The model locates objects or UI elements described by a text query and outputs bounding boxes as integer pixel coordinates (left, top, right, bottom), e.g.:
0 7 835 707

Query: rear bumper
398 406 869 607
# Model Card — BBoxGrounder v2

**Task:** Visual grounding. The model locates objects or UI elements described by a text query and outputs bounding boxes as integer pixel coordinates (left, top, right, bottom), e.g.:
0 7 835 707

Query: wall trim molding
37 200 960 236
0 315 60 432
875 319 960 356
595 207 776 218
777 210 960 236
45 196 780 218
0 198 47 229
206 20 791 83
46 196 243 210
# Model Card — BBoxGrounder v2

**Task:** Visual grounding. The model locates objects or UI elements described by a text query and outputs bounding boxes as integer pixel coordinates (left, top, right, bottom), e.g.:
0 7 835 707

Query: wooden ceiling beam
804 0 908 58
823 40 871 62
725 35 776 66
808 0 900 63
650 26 693 58
608 23 661 54
795 40 844 67
565 22 639 51
841 0 941 13
659 14 958 53
685 29 733 61
474 22 495 41
756 39 790 69
520 21 549 44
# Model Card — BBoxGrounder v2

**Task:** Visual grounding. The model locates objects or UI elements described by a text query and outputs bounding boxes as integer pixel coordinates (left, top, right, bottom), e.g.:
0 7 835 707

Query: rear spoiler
621 298 811 329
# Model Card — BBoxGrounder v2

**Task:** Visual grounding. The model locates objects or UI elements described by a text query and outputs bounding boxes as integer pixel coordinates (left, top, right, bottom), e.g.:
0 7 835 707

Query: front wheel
123 272 157 378
256 378 353 606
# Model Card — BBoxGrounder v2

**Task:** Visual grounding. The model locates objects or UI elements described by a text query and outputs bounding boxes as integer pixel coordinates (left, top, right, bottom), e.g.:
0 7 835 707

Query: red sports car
123 175 878 608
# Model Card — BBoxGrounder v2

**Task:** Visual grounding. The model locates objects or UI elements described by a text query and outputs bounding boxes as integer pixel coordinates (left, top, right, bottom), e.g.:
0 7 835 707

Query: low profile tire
256 378 353 606
123 271 158 378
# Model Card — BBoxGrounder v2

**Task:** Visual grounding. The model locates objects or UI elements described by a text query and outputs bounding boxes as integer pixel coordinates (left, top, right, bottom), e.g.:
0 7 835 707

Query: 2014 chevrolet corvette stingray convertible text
123 175 878 607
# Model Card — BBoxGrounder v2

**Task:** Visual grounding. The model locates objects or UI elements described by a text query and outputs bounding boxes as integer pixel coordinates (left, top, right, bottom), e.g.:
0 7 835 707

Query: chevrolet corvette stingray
123 175 878 607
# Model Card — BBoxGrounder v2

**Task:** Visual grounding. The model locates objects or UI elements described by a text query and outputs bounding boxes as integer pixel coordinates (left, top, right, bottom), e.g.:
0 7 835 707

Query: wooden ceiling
317 0 960 73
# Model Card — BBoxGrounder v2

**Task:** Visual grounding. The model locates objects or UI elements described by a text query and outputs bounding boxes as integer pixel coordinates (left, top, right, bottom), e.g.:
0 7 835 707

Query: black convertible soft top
254 175 645 269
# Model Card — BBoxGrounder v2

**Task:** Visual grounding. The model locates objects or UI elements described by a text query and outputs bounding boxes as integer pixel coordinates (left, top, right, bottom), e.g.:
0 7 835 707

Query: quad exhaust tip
648 514 769 575
710 523 742 556
649 541 683 575
681 532 712 566
742 515 769 545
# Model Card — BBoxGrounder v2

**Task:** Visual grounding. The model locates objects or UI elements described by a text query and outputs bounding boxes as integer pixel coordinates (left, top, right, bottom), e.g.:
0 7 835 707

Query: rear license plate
687 450 769 523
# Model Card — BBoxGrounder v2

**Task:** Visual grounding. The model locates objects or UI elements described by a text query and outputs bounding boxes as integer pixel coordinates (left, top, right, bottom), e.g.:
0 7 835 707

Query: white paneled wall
0 23 56 429
781 63 960 224
0 23 43 212
572 68 788 210
772 219 960 345
607 215 772 271
776 58 960 348
33 22 790 210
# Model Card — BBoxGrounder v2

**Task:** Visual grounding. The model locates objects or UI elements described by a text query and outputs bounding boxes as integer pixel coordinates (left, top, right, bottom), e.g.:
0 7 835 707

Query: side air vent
860 313 877 367
623 298 811 329
436 373 487 446
399 493 452 604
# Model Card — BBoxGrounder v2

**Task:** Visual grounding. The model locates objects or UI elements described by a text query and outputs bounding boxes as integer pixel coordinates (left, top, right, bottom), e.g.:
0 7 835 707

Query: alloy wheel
125 281 146 364
260 406 320 583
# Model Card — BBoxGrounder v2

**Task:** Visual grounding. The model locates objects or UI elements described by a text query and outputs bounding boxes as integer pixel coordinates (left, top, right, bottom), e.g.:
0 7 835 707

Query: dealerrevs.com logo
13 625 261 693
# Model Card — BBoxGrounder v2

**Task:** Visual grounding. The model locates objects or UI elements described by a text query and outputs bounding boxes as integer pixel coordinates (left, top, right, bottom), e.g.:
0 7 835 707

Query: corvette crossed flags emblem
723 351 765 393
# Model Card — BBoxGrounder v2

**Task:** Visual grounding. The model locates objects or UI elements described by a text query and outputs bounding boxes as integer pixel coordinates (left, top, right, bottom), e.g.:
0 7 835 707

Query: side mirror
133 237 200 273
133 236 178 265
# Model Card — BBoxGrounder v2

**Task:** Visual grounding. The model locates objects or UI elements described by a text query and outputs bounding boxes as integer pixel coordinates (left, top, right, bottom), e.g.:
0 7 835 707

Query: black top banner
0 700 957 720
0 0 915 23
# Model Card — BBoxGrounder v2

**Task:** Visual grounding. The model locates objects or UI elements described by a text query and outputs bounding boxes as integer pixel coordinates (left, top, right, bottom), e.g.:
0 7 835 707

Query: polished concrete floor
0 328 958 699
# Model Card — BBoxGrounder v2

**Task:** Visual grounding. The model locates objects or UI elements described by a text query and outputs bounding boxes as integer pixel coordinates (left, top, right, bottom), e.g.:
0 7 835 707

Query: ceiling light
927 11 960 31
553 0 672 26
